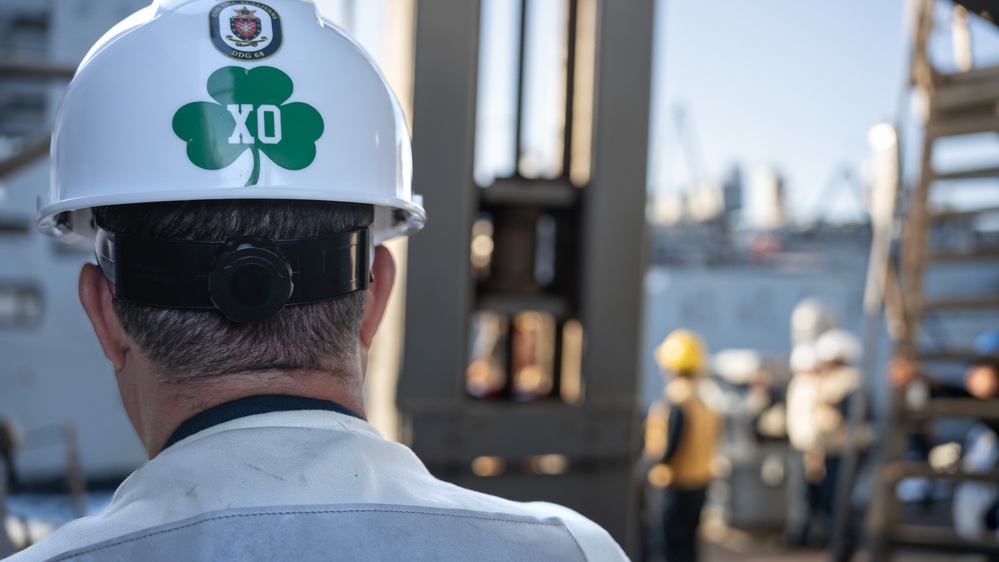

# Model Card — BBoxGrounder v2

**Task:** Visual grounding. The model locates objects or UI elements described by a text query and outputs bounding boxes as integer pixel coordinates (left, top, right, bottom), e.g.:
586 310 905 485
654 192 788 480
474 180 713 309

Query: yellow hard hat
655 329 707 376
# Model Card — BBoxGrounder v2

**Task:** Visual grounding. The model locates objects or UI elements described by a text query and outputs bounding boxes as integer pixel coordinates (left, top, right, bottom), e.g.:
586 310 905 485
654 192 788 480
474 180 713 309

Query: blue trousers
661 485 707 562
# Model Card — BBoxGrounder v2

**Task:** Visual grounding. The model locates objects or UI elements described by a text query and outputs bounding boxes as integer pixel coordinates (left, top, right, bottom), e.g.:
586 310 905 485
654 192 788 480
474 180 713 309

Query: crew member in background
0 416 18 495
0 416 20 557
642 329 722 562
784 329 863 548
7 1 628 559
889 330 999 542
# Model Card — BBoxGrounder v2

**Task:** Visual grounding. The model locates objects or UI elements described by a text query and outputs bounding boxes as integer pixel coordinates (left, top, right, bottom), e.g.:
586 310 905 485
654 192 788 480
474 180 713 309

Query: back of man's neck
142 368 366 458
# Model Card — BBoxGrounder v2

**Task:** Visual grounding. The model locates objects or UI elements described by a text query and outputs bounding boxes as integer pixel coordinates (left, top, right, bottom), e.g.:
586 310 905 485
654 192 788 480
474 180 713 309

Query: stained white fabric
8 410 628 561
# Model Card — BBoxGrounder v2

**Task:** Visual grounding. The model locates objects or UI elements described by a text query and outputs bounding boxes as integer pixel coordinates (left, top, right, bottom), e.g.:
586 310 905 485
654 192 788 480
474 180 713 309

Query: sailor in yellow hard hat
643 329 722 562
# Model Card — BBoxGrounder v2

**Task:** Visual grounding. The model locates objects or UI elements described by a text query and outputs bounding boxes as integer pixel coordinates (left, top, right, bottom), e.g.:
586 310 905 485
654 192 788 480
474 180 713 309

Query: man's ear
359 245 396 349
79 263 130 371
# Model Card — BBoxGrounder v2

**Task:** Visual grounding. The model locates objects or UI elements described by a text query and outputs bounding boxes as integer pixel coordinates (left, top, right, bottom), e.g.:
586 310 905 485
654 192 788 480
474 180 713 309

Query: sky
35 0 999 228
649 1 911 225
652 0 999 227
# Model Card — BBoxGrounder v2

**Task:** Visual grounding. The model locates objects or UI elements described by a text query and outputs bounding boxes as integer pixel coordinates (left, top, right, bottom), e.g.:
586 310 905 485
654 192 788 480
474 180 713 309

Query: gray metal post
401 1 654 556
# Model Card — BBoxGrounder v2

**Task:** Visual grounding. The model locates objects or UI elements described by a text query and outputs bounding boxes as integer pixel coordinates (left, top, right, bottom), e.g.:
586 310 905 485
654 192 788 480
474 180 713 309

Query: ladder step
935 80 999 111
890 524 999 555
934 166 999 180
921 295 999 310
883 461 999 484
926 247 999 262
930 206 999 221
933 65 999 114
907 397 999 419
927 114 999 137
938 65 999 86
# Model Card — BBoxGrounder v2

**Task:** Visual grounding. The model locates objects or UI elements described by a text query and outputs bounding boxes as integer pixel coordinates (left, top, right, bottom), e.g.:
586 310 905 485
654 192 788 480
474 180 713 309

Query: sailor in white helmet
12 1 627 560
784 329 864 549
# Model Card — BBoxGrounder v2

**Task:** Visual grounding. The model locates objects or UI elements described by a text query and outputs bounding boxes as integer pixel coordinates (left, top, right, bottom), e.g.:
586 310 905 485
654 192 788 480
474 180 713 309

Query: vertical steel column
580 0 653 403
402 1 654 556
578 2 655 554
400 0 481 408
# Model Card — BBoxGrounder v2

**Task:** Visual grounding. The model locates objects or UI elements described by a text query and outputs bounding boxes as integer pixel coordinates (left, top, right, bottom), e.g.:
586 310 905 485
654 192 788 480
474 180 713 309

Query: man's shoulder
514 501 630 561
406 471 627 559
8 418 628 561
9 503 628 562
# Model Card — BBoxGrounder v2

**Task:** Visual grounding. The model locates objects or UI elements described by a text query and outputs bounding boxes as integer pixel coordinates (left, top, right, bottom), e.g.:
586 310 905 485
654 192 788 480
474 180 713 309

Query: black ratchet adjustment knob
209 237 294 324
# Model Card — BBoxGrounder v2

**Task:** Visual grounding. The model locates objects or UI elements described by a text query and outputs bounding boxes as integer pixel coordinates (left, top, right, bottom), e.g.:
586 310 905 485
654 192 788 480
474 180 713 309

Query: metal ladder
864 1 999 558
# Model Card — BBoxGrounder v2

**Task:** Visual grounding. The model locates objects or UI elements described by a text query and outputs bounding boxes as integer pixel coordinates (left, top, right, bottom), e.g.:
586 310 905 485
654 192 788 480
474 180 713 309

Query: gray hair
93 200 373 383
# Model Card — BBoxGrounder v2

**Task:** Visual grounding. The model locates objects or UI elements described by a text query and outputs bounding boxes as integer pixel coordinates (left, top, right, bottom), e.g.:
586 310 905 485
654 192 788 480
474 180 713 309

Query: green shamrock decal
173 66 324 186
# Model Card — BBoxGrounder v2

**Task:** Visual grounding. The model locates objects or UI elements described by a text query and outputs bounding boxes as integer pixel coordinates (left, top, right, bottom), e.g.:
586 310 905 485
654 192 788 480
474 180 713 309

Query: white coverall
7 407 627 561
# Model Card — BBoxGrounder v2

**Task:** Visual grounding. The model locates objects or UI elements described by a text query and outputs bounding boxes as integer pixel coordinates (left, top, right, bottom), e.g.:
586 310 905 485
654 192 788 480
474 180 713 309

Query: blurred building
0 0 150 485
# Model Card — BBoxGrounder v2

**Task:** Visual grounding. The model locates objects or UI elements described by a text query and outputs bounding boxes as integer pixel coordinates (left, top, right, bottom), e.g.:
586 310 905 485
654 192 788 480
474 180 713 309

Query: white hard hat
38 0 425 248
790 297 838 345
789 343 819 373
815 329 862 365
712 349 762 385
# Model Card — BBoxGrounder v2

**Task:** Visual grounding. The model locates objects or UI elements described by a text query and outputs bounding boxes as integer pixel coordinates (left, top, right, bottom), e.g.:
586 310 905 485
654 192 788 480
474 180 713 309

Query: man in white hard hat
784 329 864 549
9 1 628 560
